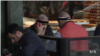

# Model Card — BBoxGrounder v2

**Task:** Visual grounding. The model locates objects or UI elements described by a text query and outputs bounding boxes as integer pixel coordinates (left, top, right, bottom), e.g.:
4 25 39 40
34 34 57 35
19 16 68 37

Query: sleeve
45 25 54 36
12 39 39 56
54 32 62 38
91 25 100 44
94 24 100 36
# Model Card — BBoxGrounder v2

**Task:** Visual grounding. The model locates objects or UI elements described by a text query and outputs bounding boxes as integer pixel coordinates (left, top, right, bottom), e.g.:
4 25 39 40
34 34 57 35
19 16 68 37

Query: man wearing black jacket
29 14 54 36
6 23 47 56
29 14 54 55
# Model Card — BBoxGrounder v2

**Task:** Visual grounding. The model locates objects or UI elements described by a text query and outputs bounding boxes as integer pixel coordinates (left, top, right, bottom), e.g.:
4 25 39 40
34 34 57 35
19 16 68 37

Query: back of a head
38 14 48 21
58 12 71 21
7 23 23 34
57 12 71 23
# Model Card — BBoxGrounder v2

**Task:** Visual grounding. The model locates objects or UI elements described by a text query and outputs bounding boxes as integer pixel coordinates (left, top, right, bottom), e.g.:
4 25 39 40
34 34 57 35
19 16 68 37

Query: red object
62 1 68 8
62 1 82 8
58 22 89 51
35 22 40 28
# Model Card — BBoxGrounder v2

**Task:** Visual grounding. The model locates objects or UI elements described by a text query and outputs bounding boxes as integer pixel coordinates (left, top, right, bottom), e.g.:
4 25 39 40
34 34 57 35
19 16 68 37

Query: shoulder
29 24 35 30
24 33 42 45
24 28 39 39
75 24 86 29
96 24 100 28
95 24 100 31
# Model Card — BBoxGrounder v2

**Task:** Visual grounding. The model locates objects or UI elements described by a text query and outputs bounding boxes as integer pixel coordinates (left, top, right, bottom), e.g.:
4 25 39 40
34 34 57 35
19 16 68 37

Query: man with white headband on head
55 12 89 51
29 14 54 56
45 12 89 53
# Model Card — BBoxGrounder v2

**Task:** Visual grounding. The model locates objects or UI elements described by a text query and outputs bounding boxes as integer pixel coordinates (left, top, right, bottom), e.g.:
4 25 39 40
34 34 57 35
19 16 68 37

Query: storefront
23 1 100 36
1 1 100 55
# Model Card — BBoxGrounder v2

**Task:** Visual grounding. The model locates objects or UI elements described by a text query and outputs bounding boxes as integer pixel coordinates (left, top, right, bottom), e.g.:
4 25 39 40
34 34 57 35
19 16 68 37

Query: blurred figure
30 14 54 36
6 23 47 56
55 12 89 51
84 2 100 49
46 12 89 52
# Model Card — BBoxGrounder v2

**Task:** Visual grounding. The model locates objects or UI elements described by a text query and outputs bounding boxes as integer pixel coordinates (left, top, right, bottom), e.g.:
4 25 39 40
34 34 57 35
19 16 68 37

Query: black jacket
93 24 100 48
94 24 100 36
12 28 47 56
29 24 54 36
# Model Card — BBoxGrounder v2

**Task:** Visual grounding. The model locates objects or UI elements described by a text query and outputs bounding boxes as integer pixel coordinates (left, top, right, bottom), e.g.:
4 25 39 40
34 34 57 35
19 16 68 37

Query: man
46 12 89 52
29 14 54 36
29 14 54 55
6 23 47 56
55 12 89 51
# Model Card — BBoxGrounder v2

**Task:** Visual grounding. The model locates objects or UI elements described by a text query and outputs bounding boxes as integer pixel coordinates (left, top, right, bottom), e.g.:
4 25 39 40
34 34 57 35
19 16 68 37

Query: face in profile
39 19 48 29
8 32 20 43
40 23 48 29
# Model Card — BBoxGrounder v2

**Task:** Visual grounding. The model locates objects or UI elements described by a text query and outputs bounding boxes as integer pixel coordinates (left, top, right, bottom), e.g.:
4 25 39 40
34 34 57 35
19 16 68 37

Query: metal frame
39 36 100 56
69 1 74 19
4 1 10 48
39 36 70 56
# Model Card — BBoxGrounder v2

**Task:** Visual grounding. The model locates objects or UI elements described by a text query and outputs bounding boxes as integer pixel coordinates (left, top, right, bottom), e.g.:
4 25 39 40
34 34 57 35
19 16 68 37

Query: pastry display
82 24 96 27
84 1 99 24
71 19 89 23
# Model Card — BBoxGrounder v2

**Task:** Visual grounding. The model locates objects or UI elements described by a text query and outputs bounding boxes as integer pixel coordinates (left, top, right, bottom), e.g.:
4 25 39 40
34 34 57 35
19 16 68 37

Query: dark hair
6 23 24 34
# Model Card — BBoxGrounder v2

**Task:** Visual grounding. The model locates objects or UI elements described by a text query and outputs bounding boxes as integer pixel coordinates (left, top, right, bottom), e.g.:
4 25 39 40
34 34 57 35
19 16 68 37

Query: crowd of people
5 2 100 56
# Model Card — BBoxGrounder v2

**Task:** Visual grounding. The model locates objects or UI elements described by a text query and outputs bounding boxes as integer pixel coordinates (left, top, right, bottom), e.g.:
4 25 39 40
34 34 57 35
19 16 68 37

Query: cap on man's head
38 14 48 20
36 14 49 23
57 12 71 21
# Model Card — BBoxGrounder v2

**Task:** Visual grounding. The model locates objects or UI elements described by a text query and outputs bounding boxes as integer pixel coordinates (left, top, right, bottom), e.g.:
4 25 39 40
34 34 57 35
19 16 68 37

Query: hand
37 23 43 35
6 54 12 56
37 22 45 35
41 28 46 35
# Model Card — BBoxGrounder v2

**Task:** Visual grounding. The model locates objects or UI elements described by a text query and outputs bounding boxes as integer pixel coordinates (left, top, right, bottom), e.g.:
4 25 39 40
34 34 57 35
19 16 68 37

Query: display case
49 1 100 32
23 1 100 33
84 1 99 24
79 1 100 32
